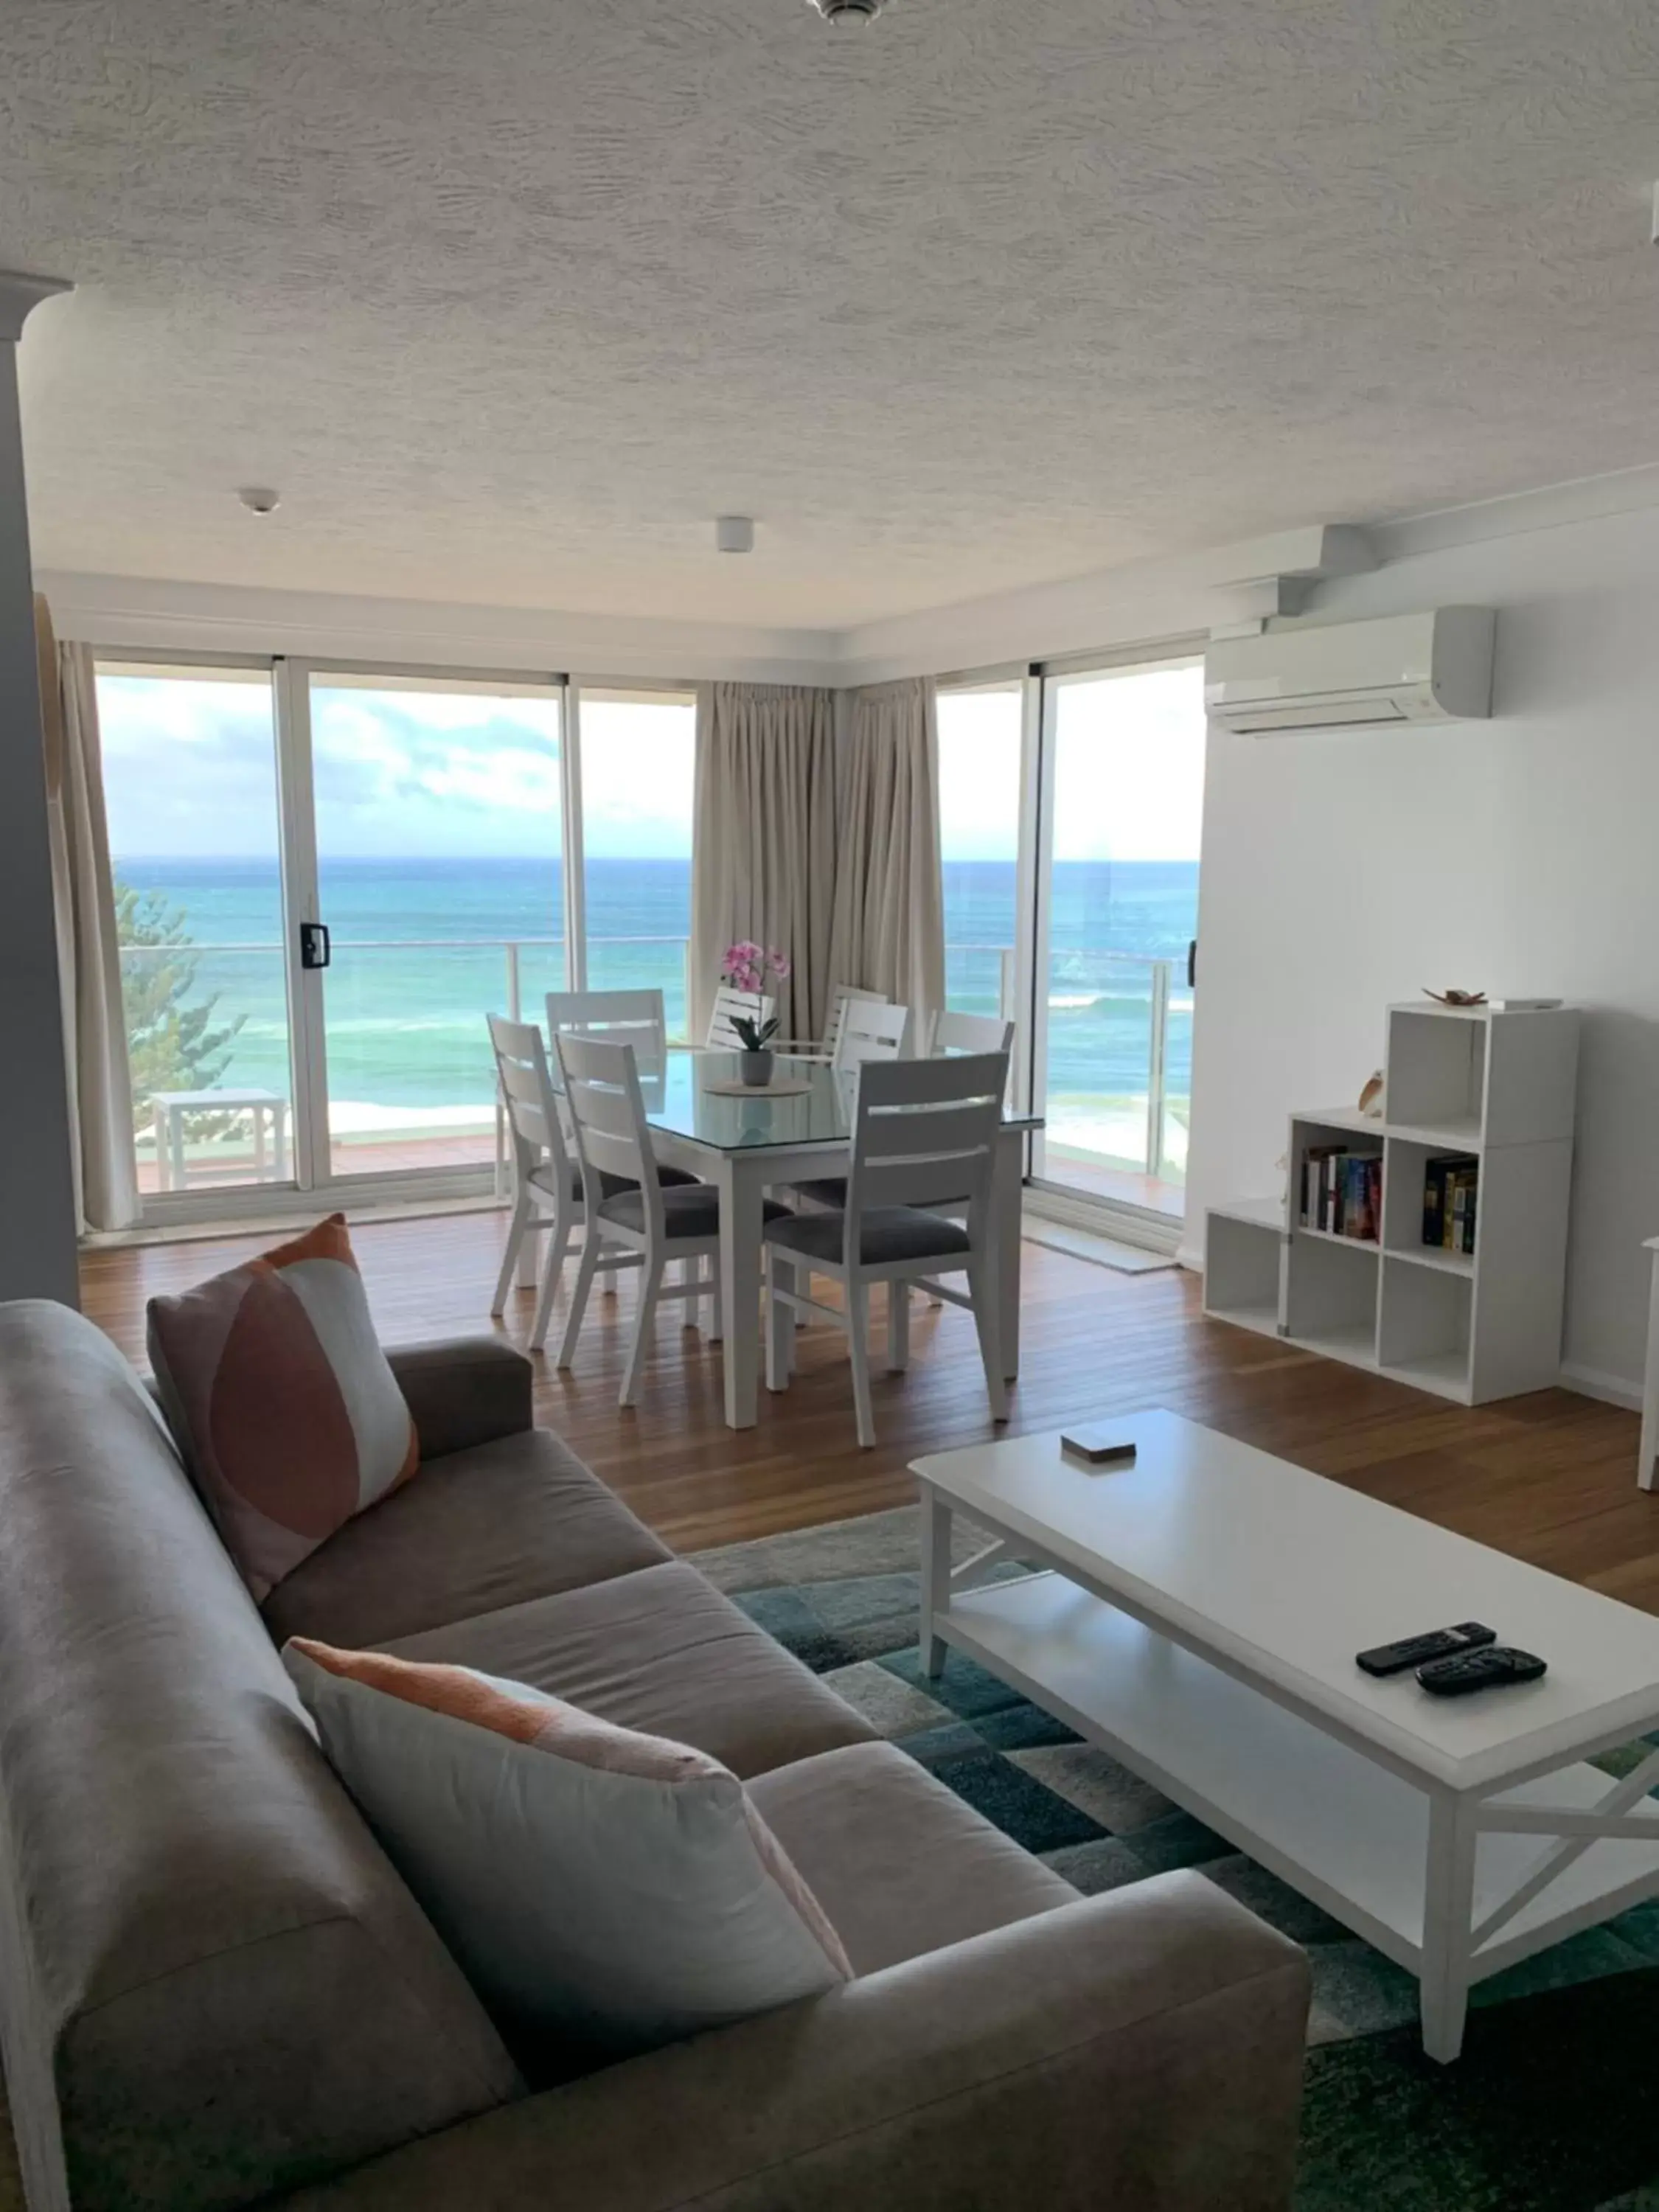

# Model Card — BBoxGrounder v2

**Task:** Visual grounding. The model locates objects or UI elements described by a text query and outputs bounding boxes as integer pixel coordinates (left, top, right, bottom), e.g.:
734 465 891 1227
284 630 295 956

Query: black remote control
1417 1646 1548 1697
1355 1622 1495 1677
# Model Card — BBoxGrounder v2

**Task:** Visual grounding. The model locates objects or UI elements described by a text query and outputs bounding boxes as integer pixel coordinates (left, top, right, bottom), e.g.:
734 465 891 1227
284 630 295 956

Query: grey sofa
0 1298 1310 2212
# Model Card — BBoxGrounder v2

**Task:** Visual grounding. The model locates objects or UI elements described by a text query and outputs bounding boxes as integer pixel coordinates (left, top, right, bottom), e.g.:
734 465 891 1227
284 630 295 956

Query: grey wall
0 340 77 1306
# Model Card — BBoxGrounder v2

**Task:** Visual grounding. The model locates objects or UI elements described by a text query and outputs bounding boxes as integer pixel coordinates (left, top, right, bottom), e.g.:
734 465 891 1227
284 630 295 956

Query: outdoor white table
644 1050 1040 1432
913 1408 1659 2062
150 1088 289 1191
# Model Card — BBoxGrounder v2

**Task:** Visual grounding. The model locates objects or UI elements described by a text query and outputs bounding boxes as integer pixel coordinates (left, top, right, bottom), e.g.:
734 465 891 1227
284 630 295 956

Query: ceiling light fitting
237 485 280 515
716 515 755 554
807 0 887 24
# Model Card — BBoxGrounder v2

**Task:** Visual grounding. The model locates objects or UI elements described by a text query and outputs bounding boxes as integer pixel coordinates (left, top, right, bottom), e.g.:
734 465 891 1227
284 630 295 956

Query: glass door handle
1186 939 1197 989
299 922 332 971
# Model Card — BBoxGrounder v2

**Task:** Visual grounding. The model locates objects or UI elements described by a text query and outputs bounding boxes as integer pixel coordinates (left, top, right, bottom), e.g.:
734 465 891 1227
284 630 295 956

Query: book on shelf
1298 1145 1381 1241
1422 1153 1478 1256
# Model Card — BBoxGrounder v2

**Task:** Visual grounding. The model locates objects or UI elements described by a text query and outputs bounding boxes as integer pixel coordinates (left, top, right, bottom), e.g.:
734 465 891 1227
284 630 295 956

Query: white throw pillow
282 1638 851 2056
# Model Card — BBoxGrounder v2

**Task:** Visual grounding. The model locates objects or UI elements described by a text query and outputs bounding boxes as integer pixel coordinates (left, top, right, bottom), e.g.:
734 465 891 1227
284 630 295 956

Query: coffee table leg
1420 1793 1477 2062
918 1485 952 1679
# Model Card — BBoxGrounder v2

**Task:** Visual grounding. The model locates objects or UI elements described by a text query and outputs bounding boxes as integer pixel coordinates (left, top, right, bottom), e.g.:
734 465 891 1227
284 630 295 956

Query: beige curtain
39 602 138 1232
689 683 838 1044
827 677 945 1046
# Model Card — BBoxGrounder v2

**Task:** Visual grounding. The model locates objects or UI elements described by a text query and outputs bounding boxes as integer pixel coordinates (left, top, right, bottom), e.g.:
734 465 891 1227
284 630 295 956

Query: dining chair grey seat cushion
765 1206 973 1267
530 1161 700 1206
598 1184 790 1239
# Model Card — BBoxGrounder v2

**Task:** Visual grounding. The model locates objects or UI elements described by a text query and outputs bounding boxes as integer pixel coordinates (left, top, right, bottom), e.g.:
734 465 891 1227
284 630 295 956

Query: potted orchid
721 941 792 1086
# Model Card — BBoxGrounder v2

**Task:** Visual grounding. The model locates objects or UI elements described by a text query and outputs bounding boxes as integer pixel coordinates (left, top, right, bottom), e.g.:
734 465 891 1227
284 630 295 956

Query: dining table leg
993 1125 1024 1383
715 1152 764 1429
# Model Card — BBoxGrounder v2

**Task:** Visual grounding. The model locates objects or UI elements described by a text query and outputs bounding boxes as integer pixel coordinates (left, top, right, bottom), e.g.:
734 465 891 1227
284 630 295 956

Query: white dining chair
546 988 668 1070
487 1015 585 1352
547 986 712 1316
835 997 909 1070
928 1009 1017 1060
762 1053 1010 1448
706 984 776 1051
775 983 886 1065
785 999 909 1214
490 1009 704 1343
915 1011 1017 1307
555 1032 790 1407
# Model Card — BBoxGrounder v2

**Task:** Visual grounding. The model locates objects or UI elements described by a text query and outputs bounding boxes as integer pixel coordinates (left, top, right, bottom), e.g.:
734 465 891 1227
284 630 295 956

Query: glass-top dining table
634 1051 1042 1430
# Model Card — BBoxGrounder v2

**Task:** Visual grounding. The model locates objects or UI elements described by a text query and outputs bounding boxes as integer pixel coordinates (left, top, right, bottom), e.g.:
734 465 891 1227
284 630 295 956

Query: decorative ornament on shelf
1424 987 1487 1007
720 941 792 1087
1358 1071 1385 1119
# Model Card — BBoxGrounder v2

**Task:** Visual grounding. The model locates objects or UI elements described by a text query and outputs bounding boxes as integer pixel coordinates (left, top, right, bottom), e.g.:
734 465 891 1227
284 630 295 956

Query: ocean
116 855 1197 1161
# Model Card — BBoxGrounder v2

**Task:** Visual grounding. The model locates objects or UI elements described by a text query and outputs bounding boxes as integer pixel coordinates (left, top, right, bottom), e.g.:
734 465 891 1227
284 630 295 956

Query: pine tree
116 882 246 1136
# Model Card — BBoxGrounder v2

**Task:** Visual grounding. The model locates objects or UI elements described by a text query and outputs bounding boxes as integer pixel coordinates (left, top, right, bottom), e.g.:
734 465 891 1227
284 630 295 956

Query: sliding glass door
92 658 714 1217
92 653 590 1215
305 672 568 1179
95 663 296 1200
1032 656 1206 1220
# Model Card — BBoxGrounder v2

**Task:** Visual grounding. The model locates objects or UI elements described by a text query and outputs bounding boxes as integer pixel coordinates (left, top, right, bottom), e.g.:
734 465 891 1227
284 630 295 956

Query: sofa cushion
383 1560 877 1780
146 1214 420 1601
0 1301 521 2212
285 1641 851 2062
263 1425 670 1649
747 1742 1077 1975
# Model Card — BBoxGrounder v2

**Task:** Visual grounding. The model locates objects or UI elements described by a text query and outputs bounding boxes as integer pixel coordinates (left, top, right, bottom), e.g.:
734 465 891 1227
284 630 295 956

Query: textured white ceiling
4 0 1659 627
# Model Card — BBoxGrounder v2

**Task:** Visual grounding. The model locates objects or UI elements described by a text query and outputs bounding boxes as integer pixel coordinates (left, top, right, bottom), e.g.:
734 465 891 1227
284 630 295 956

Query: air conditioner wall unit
1204 608 1495 736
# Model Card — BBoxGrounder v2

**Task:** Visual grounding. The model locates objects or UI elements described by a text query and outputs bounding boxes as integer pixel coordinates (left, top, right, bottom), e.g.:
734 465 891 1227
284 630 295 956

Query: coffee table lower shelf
933 1573 1659 2058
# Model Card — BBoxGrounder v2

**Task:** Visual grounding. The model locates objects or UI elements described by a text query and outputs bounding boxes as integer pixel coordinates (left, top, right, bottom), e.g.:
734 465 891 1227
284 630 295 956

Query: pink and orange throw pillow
283 1639 852 2055
147 1215 417 1600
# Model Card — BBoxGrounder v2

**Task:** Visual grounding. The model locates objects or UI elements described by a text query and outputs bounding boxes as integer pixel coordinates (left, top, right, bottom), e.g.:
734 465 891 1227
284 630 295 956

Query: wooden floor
79 1211 1659 1607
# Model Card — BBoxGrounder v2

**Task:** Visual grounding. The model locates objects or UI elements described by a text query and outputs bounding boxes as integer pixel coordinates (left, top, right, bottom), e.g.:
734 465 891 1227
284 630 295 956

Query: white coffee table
912 1410 1659 2062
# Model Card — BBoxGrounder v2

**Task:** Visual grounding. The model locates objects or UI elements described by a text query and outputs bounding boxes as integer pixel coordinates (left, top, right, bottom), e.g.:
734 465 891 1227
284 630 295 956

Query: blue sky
97 675 697 861
98 662 1204 868
939 664 1206 863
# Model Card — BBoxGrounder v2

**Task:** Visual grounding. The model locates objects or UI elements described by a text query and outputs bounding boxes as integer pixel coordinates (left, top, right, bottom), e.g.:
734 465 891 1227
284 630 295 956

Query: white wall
1186 501 1659 1401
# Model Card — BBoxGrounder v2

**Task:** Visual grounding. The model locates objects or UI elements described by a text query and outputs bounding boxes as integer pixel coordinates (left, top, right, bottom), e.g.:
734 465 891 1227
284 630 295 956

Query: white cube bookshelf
1204 1003 1579 1405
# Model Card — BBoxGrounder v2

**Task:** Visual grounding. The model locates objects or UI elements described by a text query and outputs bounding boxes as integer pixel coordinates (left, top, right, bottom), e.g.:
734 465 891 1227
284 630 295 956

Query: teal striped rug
692 1507 1659 2212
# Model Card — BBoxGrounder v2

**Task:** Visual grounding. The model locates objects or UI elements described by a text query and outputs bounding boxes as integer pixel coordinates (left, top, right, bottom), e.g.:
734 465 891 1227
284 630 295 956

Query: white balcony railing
944 941 1189 1183
120 933 1190 1186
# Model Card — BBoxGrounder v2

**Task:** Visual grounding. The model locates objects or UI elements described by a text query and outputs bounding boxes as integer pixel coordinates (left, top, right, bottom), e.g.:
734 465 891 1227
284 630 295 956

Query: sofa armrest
276 1871 1310 2212
386 1338 534 1461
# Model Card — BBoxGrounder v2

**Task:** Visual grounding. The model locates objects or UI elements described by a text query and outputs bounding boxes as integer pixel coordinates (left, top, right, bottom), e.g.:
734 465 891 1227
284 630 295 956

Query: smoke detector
716 515 755 554
807 0 886 23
